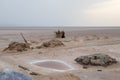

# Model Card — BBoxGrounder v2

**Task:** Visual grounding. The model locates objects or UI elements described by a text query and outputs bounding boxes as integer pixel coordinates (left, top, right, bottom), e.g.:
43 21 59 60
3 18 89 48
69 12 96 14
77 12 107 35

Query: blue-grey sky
0 0 120 26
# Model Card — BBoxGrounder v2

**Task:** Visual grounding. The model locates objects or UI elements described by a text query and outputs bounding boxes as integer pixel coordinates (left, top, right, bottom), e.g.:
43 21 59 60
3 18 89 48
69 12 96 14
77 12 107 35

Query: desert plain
0 27 120 80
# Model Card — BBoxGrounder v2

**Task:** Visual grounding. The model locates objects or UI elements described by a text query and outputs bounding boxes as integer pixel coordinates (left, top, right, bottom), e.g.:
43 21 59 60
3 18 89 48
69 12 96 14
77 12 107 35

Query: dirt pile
36 39 64 48
3 42 30 52
75 53 117 67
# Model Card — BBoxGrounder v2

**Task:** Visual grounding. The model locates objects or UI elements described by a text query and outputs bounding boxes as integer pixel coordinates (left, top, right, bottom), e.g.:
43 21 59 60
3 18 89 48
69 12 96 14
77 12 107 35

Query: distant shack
55 30 65 38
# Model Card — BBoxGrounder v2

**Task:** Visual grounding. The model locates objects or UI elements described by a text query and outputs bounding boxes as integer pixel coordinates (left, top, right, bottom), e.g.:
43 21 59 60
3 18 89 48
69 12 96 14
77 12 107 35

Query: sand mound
3 42 30 52
36 39 64 48
0 69 31 80
75 53 117 67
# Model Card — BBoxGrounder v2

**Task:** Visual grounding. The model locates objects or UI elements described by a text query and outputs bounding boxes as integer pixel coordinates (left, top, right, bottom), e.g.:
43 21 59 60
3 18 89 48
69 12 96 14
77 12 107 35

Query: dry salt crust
0 28 120 80
30 60 74 72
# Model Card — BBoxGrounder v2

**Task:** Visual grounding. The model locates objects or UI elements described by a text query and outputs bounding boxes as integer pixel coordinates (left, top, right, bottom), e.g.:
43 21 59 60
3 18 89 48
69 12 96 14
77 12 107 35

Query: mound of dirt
36 39 64 48
3 42 30 52
75 53 117 67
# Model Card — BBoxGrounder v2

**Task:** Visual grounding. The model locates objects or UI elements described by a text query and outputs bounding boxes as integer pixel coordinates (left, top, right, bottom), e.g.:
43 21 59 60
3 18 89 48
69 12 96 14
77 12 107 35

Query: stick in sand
20 33 28 43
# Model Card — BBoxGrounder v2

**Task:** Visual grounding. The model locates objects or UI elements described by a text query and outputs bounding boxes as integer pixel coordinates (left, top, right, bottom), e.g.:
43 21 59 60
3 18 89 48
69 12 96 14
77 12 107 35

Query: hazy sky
0 0 120 26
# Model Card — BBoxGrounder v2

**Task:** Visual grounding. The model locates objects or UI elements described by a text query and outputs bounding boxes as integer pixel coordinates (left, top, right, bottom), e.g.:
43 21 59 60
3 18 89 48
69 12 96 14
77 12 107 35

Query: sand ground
0 28 120 80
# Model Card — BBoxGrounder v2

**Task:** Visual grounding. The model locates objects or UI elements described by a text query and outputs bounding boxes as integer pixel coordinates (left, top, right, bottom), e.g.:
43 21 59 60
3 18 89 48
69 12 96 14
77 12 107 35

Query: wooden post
20 33 28 43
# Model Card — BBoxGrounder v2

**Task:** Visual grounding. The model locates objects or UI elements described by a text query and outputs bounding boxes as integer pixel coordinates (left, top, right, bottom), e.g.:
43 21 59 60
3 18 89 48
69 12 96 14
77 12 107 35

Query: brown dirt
36 39 64 48
3 42 30 52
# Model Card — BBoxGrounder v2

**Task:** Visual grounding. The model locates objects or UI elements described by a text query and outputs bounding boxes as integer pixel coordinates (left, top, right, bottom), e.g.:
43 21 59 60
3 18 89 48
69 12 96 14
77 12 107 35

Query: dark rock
0 69 32 80
18 65 30 71
75 53 117 67
97 70 102 72
83 66 88 69
30 72 39 75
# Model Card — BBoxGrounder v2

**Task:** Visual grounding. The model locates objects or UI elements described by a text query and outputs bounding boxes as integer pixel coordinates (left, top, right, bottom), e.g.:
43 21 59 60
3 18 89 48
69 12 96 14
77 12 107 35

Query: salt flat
0 28 120 80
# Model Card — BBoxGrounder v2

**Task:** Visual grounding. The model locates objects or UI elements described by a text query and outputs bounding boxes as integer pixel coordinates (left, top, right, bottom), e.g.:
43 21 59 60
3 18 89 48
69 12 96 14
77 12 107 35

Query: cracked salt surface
30 60 74 72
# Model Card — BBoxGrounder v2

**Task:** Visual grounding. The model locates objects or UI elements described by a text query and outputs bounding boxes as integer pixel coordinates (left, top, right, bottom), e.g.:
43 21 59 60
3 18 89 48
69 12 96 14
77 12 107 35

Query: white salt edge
29 60 74 72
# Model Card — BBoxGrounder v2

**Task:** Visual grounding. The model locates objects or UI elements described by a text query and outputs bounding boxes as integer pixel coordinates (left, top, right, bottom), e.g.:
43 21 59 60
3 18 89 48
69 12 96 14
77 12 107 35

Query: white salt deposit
30 60 74 72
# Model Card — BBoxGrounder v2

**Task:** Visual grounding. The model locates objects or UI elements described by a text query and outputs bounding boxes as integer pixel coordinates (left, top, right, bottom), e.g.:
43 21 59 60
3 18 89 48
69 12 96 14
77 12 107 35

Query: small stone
30 72 39 75
18 65 30 71
97 70 102 72
31 47 34 49
83 66 88 69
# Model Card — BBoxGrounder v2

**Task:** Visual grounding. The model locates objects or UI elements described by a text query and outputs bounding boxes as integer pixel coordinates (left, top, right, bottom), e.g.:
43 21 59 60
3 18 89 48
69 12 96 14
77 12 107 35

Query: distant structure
55 30 65 38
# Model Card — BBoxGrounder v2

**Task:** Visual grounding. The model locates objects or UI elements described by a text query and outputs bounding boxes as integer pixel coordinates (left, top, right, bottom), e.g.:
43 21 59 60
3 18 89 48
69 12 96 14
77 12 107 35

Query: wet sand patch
30 60 74 72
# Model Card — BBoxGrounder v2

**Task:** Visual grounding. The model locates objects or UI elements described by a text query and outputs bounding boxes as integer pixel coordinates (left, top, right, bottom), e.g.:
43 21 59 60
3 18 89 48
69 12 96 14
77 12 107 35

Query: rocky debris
30 72 39 76
0 69 32 80
55 30 65 38
3 42 30 52
97 70 102 72
83 66 88 69
18 65 30 71
75 53 117 67
36 39 64 48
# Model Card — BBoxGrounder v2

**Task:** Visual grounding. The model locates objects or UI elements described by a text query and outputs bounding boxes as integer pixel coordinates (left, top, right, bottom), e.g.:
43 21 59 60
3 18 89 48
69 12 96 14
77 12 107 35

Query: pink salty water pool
31 60 74 72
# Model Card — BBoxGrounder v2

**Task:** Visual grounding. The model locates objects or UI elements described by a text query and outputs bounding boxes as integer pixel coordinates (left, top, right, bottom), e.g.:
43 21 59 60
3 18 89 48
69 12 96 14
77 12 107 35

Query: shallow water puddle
30 60 74 72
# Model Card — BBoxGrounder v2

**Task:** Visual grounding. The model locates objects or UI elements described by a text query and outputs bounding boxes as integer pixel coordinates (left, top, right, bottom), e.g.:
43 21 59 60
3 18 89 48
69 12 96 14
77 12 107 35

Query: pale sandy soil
0 28 120 80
